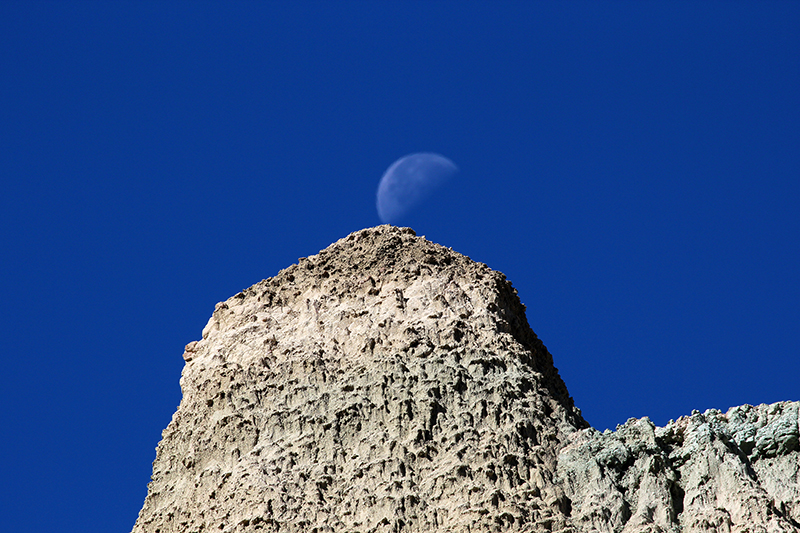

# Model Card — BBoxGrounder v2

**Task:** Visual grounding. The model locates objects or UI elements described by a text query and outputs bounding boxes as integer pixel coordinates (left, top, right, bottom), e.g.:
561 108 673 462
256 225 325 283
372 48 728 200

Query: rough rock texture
132 226 587 533
558 403 800 533
132 225 799 533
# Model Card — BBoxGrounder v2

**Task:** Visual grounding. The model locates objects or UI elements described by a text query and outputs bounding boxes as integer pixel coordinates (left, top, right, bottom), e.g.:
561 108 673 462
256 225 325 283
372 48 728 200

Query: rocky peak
132 226 799 533
133 225 587 533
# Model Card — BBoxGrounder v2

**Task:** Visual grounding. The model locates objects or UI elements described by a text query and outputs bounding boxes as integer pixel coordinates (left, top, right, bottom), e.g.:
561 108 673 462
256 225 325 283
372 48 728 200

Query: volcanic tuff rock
132 226 799 533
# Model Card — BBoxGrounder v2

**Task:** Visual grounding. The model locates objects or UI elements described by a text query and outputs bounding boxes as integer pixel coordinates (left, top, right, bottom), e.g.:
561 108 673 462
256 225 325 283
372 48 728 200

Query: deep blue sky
2 2 798 531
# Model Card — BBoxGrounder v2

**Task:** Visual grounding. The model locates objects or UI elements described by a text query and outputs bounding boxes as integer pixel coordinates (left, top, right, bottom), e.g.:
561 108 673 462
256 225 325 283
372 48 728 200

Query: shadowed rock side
132 225 799 533
132 226 588 533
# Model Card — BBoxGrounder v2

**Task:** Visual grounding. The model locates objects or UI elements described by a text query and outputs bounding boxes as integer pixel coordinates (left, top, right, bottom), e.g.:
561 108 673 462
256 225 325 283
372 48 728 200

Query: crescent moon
376 153 459 224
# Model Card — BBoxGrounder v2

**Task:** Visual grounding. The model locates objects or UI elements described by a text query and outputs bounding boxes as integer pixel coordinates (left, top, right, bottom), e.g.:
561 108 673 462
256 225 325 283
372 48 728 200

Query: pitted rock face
132 225 587 533
132 226 800 533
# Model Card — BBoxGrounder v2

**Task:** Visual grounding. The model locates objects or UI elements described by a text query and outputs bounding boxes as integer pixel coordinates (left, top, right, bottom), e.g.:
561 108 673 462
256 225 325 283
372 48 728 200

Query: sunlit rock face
132 225 799 533
132 225 587 533
558 403 800 533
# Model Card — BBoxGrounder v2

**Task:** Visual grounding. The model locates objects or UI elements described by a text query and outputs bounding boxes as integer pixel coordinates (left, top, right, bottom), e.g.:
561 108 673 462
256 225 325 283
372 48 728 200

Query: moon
376 153 459 224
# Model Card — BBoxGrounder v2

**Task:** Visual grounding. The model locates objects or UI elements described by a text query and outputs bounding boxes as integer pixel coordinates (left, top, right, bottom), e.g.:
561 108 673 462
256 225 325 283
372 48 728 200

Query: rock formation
132 225 799 533
558 403 799 532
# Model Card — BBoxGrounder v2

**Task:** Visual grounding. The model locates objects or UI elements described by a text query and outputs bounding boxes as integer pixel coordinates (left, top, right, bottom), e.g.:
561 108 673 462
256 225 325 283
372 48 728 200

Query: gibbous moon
376 153 459 224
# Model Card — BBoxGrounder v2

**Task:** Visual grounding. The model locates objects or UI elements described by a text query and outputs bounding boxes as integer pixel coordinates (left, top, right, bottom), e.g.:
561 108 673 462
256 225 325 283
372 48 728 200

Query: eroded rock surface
558 403 800 533
132 225 799 533
132 226 587 533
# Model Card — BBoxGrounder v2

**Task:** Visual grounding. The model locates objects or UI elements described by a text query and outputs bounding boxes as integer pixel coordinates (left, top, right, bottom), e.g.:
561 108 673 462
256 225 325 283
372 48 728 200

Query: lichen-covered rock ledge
131 225 799 533
558 402 799 533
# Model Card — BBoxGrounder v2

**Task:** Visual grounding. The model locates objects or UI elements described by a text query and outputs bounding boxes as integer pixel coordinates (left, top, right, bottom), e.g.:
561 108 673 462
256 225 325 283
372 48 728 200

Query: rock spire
132 225 799 533
132 226 586 532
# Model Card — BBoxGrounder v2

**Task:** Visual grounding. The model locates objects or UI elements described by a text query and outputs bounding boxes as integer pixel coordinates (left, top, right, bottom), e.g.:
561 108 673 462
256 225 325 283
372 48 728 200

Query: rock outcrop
132 225 799 533
558 403 800 532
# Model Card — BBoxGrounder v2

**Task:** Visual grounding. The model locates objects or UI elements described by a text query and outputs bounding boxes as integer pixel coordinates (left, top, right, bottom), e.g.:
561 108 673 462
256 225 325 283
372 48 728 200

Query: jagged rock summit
132 226 799 533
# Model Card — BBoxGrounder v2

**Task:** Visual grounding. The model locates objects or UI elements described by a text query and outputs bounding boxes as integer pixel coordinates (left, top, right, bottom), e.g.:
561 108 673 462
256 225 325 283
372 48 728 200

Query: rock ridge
132 225 799 533
559 402 800 532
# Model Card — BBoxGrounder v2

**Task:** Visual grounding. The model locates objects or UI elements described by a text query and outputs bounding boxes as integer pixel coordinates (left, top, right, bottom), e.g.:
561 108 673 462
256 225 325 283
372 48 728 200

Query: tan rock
132 226 586 533
132 226 799 533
